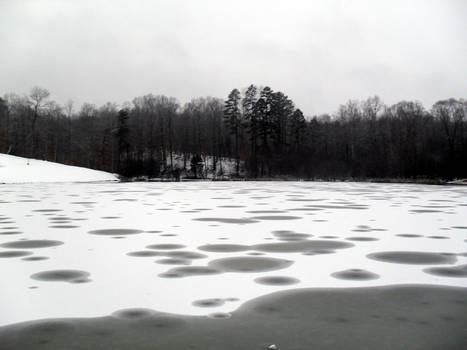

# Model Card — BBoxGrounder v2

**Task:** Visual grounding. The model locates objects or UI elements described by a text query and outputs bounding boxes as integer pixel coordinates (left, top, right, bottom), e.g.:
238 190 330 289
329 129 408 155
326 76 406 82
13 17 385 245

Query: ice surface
0 181 466 325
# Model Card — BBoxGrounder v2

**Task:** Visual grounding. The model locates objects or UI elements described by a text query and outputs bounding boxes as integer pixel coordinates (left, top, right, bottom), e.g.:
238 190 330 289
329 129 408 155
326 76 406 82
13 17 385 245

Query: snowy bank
0 153 118 183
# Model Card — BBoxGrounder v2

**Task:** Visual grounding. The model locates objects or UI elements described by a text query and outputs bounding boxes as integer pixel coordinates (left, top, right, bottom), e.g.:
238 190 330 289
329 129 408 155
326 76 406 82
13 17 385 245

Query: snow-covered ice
0 181 466 326
0 153 118 183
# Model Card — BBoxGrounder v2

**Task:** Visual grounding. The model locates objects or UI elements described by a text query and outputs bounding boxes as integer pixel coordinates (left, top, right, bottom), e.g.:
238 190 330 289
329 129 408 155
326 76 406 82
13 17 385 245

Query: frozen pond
0 181 466 326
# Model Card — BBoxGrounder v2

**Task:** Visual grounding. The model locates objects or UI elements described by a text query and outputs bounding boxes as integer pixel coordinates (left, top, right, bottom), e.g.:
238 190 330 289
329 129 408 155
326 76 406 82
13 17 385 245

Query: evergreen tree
242 84 258 176
223 88 242 176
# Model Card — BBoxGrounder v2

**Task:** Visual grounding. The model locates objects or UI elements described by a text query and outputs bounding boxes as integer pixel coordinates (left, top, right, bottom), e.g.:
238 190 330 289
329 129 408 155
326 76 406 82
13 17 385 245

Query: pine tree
242 84 258 176
223 88 242 176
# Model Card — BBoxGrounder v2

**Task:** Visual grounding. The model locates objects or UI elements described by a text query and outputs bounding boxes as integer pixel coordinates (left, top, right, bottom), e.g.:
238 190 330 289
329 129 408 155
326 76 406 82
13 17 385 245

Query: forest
0 85 466 181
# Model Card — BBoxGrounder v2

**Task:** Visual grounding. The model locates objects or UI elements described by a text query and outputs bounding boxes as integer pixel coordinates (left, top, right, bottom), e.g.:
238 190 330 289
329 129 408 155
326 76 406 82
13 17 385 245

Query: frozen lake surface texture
0 181 466 326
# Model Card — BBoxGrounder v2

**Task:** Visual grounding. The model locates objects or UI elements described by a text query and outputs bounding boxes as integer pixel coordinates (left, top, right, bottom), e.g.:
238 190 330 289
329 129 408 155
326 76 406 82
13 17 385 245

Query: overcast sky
0 0 466 115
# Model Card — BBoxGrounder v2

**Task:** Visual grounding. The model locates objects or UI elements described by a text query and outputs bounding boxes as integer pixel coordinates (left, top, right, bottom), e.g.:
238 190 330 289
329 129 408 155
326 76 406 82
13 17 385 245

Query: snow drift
0 153 118 183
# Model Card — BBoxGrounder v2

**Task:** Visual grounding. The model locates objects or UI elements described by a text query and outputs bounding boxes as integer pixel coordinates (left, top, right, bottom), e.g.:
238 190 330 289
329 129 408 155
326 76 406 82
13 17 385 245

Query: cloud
0 0 466 115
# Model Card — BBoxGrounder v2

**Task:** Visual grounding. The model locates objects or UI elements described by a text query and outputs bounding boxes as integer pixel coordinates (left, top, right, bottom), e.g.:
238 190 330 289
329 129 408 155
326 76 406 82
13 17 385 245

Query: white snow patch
0 153 118 183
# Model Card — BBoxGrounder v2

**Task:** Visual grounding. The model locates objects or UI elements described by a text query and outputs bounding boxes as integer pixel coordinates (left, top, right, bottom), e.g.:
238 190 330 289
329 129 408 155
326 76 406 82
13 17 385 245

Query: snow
0 153 118 183
0 181 466 326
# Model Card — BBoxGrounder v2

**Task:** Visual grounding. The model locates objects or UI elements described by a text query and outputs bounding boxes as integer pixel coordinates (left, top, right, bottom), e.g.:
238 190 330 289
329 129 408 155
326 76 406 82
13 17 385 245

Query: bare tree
29 86 50 157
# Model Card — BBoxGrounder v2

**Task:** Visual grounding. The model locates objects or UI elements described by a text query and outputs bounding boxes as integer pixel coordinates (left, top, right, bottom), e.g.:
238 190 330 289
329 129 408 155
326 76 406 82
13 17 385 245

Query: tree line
0 85 466 180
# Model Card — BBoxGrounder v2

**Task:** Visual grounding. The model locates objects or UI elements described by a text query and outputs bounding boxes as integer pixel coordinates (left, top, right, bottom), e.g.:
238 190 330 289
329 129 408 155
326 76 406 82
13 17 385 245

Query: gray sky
1 0 466 115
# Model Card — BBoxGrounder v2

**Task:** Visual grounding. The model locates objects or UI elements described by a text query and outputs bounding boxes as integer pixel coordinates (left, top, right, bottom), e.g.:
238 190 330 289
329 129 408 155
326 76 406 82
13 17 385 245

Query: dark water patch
155 258 191 265
288 198 325 202
112 308 154 320
30 269 90 283
247 252 265 256
0 226 18 230
414 205 454 209
427 236 449 239
101 216 121 219
254 276 300 285
288 207 324 212
451 226 467 229
70 201 96 205
307 204 368 210
397 234 423 238
272 231 311 241
114 199 137 202
159 266 221 278
209 257 293 273
410 209 443 213
303 249 335 255
21 320 75 337
49 225 80 229
217 205 246 208
251 240 353 253
127 251 163 257
192 298 225 307
198 244 250 253
146 244 186 250
0 250 32 258
352 225 387 232
112 236 126 239
1 240 63 249
246 210 287 214
164 251 208 260
208 312 231 319
320 235 338 239
423 265 467 278
346 237 379 242
0 231 22 235
367 251 457 265
32 209 62 213
88 229 144 236
22 256 49 261
193 217 259 224
331 269 380 281
250 215 301 221
18 199 40 202
146 230 162 233
48 220 72 224
160 234 177 237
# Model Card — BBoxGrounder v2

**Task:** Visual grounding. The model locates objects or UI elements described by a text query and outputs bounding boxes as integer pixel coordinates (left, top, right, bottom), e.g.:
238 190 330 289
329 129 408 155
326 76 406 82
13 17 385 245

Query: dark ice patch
193 218 259 224
209 257 293 273
146 244 186 250
331 269 380 280
346 237 379 242
0 250 33 258
254 276 300 285
252 240 353 253
198 244 250 253
1 240 63 249
159 266 221 278
250 215 301 221
367 251 456 265
192 298 225 307
155 258 191 265
88 229 144 236
31 270 91 283
423 265 467 278
22 256 49 261
127 251 163 257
